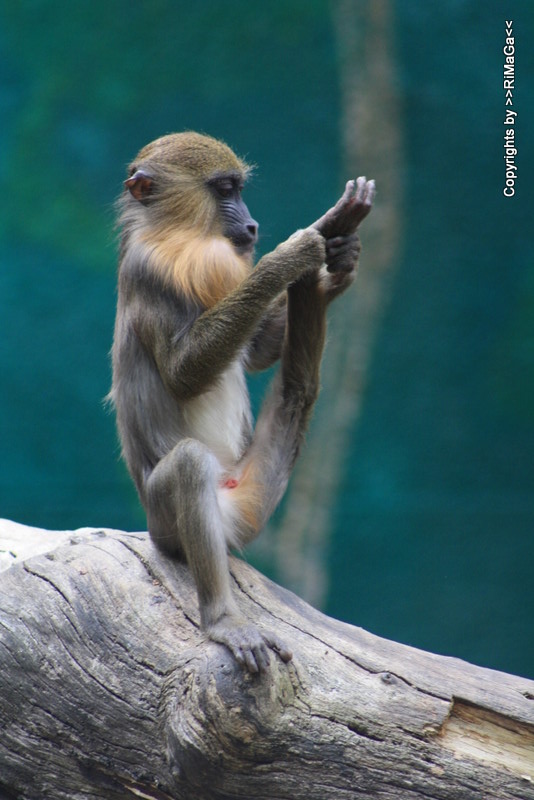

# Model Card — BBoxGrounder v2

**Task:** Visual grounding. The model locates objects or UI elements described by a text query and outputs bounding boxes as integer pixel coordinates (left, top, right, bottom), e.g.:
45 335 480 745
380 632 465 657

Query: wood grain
1 521 533 799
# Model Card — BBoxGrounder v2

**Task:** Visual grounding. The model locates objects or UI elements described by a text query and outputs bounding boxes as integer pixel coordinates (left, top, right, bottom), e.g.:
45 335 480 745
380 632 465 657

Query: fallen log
0 519 533 799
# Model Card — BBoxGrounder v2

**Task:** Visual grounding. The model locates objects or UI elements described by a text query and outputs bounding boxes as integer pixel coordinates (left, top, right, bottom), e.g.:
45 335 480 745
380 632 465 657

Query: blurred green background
1 1 532 679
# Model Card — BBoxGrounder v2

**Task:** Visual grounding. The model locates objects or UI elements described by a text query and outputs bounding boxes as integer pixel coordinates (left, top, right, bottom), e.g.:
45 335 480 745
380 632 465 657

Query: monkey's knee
175 438 222 492
150 439 219 492
145 439 221 555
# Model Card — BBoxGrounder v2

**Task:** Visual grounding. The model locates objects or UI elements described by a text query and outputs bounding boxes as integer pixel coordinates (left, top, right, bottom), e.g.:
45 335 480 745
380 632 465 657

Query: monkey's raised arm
135 229 325 401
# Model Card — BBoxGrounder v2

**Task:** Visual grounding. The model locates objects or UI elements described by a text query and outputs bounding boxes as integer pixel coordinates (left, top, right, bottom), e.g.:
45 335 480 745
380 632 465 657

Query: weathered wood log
1 519 533 800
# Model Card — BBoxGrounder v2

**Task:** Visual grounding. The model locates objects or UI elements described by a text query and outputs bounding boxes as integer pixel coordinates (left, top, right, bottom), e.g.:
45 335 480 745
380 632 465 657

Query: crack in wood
439 699 534 780
232 568 452 711
23 562 72 607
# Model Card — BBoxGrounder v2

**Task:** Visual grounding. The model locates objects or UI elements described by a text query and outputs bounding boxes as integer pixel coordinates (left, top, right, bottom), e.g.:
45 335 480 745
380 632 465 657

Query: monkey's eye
207 175 242 200
214 182 234 199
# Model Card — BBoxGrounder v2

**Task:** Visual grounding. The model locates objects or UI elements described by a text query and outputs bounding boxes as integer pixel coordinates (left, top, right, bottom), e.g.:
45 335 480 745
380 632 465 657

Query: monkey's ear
124 169 154 203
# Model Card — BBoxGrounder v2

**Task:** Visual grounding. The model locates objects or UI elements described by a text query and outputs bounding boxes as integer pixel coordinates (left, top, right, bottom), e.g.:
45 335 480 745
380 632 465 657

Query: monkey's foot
313 176 376 239
207 615 292 673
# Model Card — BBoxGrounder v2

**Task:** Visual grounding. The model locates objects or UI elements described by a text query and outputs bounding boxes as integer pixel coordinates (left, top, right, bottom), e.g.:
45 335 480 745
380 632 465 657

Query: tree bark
1 519 533 800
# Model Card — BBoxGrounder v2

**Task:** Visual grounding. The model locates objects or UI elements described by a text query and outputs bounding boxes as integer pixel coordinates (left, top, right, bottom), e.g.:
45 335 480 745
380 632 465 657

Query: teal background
1 2 532 679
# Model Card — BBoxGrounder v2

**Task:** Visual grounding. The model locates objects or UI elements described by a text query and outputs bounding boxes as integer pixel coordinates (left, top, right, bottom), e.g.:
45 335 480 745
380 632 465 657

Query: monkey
109 132 375 673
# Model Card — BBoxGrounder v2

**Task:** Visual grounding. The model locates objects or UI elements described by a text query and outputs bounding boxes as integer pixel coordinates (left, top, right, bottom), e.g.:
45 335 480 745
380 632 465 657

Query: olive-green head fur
123 132 251 235
133 132 250 178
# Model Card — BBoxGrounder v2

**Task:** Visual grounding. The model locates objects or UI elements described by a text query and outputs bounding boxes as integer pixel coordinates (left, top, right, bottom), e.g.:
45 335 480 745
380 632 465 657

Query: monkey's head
124 132 258 255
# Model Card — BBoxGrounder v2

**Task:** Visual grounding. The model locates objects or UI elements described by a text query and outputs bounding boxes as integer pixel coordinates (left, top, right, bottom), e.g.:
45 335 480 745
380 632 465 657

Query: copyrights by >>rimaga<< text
503 20 517 197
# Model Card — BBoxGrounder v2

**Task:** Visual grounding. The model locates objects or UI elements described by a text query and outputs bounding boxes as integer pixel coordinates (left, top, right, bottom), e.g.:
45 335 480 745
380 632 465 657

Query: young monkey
110 132 375 673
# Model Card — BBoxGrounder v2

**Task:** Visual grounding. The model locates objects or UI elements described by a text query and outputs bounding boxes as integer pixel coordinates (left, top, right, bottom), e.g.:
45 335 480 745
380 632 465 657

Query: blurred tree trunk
274 0 403 606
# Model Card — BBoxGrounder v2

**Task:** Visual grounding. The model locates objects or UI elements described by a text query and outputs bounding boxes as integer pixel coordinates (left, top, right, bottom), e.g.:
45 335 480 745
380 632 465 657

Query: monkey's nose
247 222 259 241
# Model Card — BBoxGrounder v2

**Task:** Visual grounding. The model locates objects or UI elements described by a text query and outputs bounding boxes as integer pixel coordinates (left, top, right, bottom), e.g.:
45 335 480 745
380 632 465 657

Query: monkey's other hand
325 232 361 275
207 614 293 673
269 227 326 282
313 177 375 239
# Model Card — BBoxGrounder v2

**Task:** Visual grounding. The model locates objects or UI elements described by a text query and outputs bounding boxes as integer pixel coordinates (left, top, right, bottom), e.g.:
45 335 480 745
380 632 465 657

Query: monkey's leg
146 438 291 673
234 272 328 545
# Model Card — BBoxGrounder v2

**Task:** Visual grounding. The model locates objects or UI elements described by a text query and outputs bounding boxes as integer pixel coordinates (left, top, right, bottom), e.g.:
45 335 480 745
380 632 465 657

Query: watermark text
503 20 517 197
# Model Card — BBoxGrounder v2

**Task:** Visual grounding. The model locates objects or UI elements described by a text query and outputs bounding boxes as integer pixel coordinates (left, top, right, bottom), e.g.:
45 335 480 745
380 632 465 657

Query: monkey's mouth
231 234 257 255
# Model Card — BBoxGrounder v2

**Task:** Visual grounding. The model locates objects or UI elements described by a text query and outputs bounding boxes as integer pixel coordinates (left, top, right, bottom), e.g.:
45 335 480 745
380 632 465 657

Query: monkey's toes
209 620 292 673
236 627 292 673
264 632 293 663
346 177 375 227
355 176 376 207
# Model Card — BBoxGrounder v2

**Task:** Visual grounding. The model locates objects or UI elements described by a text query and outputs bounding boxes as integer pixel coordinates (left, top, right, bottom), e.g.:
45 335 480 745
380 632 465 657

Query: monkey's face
207 173 258 256
124 132 257 255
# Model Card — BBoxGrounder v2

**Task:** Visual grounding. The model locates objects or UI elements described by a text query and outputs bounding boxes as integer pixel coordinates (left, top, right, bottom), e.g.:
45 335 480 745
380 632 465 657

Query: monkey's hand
259 227 326 284
207 614 292 673
313 177 375 241
324 231 361 276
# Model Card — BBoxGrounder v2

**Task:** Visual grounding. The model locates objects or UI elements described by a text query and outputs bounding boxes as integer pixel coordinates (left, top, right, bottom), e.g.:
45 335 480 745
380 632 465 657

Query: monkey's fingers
325 233 361 274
